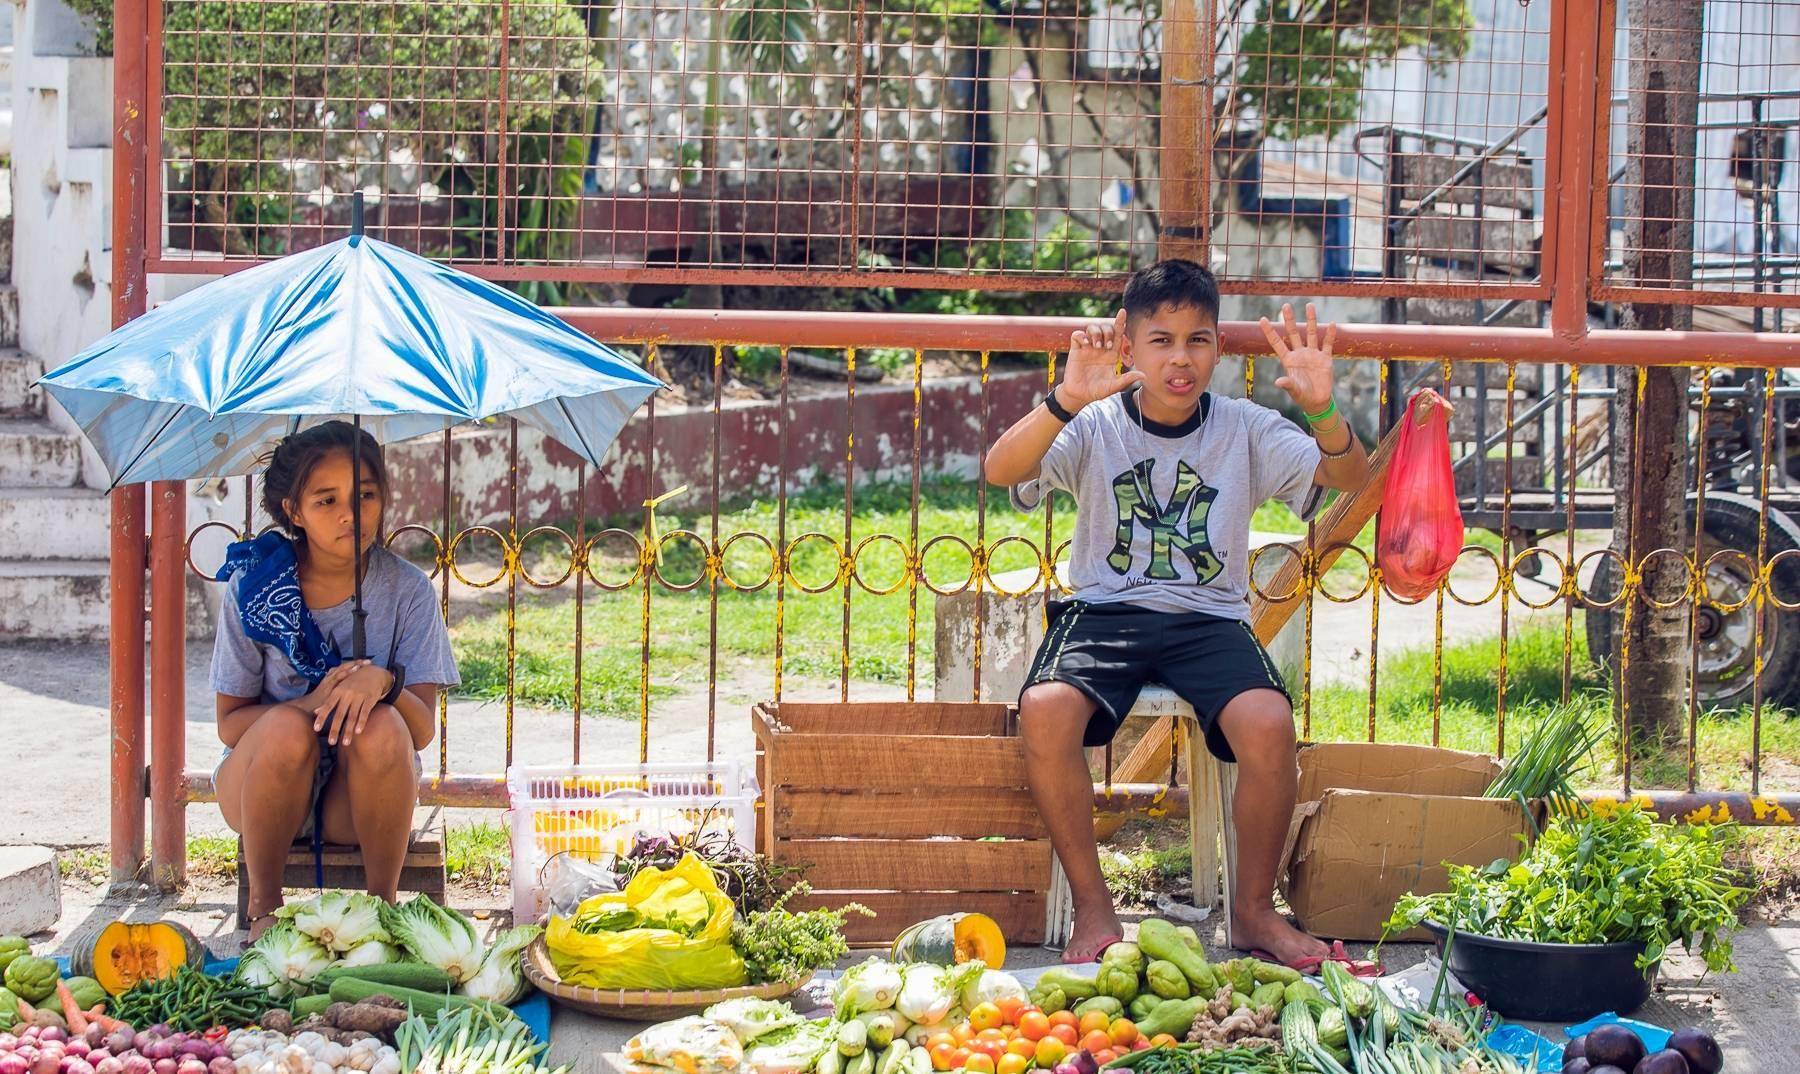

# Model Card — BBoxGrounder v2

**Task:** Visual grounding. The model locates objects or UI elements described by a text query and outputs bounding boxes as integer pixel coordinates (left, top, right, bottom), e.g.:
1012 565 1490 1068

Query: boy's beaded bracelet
1317 424 1355 459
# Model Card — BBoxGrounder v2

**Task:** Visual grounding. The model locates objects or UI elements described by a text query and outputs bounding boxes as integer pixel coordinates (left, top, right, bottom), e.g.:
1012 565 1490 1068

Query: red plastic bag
1377 389 1464 600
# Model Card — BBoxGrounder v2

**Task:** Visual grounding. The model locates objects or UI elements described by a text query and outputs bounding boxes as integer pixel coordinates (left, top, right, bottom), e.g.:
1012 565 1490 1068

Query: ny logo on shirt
1107 459 1224 583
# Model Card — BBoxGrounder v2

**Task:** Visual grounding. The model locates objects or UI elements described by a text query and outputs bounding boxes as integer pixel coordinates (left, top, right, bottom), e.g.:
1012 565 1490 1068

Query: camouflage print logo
1106 459 1223 582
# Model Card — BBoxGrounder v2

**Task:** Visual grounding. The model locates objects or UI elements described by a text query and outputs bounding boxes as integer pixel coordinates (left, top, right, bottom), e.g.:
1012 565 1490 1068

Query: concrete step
0 559 109 639
0 487 109 559
0 349 44 417
0 418 81 486
0 216 14 286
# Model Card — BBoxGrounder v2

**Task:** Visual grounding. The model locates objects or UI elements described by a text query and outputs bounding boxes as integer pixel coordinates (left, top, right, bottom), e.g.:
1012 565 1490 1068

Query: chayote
1144 959 1190 1000
0 938 28 980
1127 994 1162 1022
1099 941 1145 980
1136 919 1218 995
1072 996 1123 1021
2 956 57 1004
0 987 17 1030
1032 968 1099 1002
1029 983 1068 1015
1093 962 1139 1004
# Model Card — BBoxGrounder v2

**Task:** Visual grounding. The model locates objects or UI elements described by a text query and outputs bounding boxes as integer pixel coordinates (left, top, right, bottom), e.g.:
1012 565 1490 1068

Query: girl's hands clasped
310 660 395 746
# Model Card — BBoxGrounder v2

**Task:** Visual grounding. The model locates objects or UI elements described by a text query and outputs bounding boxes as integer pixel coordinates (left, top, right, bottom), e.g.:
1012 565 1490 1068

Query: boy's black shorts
1019 599 1290 762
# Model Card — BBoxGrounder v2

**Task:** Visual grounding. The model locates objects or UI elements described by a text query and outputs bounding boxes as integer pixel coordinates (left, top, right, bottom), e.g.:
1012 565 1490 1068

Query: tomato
977 1030 1008 1046
952 1024 977 1046
996 997 1028 1026
996 1056 1030 1074
929 1044 958 1072
1148 1036 1178 1050
1016 1012 1051 1043
964 1054 996 1074
1033 1038 1068 1069
1078 1011 1112 1038
970 1003 1005 1033
1133 1038 1151 1052
950 1049 973 1071
1080 1030 1113 1056
1005 1039 1037 1060
928 1034 957 1055
1107 1020 1138 1048
970 1039 1005 1062
1047 1011 1078 1031
1091 1050 1117 1067
1047 1025 1079 1048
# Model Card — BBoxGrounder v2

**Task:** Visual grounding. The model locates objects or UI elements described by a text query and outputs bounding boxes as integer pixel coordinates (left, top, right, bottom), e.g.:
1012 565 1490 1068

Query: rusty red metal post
108 0 151 888
149 480 188 890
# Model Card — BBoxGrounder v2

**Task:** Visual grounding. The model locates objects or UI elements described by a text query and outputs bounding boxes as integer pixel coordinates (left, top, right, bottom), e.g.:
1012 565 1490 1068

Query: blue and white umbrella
40 223 663 487
40 204 664 655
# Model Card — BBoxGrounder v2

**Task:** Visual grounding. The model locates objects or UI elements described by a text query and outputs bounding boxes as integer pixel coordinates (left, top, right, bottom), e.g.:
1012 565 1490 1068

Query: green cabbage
382 894 484 984
239 924 334 997
833 958 903 1017
331 939 405 969
459 924 544 1004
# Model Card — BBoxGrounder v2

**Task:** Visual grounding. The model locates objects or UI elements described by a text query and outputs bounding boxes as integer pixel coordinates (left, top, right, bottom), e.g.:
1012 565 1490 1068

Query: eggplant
1565 1061 1592 1074
1666 1029 1723 1074
1588 1068 1629 1074
1565 1036 1588 1063
1586 1026 1648 1071
1633 1052 1690 1074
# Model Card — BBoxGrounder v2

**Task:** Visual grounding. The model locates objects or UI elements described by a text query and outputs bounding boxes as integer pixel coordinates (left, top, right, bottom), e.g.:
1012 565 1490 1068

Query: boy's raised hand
1259 302 1339 415
1057 310 1146 410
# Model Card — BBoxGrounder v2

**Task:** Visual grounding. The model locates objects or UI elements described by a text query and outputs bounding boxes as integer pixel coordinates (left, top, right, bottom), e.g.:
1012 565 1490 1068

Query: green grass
446 823 511 888
187 835 240 879
1301 624 1800 792
57 847 108 884
1101 843 1194 908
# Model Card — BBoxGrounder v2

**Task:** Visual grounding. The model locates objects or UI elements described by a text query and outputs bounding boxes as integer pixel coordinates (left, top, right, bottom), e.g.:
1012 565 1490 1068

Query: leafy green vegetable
460 924 545 1004
1385 805 1750 971
1485 703 1609 816
381 893 485 984
275 891 393 953
733 883 873 986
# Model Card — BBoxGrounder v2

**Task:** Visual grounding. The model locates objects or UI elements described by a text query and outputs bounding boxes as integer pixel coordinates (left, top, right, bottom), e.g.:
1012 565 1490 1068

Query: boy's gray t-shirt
210 545 461 704
1011 390 1324 620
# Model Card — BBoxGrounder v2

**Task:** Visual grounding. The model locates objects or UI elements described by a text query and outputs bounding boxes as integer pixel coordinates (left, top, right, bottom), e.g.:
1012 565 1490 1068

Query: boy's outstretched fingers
1258 315 1289 357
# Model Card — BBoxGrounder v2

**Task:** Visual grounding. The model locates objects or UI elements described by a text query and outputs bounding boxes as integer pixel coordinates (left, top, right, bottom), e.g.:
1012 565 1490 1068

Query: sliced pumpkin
70 921 205 995
891 913 1006 968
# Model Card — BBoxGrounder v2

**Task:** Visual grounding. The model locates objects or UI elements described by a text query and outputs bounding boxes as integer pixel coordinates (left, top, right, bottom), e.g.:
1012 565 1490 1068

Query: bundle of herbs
1484 703 1609 817
730 883 872 984
1385 805 1750 970
615 818 803 916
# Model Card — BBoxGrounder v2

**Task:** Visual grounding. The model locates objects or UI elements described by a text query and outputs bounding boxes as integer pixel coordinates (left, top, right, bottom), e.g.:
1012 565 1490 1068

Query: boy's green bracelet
1303 398 1338 425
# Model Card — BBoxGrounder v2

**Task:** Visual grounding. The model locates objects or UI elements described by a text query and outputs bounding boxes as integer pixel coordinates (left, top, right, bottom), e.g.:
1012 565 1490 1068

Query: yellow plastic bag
546 852 748 990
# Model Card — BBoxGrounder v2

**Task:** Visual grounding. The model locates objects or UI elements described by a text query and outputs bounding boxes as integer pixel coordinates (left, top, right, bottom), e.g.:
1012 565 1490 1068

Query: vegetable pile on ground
1564 1023 1728 1074
548 853 866 991
237 894 541 1005
0 936 116 1036
1275 961 1533 1073
1384 805 1750 971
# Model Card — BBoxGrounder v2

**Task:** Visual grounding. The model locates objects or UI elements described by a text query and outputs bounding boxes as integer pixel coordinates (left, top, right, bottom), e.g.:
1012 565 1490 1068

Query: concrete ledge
0 846 60 936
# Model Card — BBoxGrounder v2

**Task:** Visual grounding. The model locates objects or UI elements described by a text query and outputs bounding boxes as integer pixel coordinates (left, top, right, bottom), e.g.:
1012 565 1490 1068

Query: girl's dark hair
259 420 389 539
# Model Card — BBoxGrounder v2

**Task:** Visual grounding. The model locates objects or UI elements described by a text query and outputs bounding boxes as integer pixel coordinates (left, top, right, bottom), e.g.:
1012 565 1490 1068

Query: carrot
15 997 34 1022
88 1010 130 1033
56 981 88 1033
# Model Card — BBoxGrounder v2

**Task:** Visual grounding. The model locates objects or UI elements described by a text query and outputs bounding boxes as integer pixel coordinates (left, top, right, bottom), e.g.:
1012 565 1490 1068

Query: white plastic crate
506 760 759 924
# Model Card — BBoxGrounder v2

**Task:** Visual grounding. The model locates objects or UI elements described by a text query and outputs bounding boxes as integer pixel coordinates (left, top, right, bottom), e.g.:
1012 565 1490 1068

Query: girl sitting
211 421 458 940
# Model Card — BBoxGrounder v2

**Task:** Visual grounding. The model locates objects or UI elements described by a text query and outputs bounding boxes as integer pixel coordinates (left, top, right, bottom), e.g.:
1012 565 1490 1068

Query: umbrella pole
349 191 368 659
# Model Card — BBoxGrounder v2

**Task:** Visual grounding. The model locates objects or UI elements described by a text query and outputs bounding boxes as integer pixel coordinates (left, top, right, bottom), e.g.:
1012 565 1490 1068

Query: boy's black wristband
1043 389 1077 424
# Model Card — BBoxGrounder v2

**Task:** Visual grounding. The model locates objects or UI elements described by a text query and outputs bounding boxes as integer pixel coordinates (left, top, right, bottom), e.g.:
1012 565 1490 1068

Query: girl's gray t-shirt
210 545 461 704
1011 390 1324 620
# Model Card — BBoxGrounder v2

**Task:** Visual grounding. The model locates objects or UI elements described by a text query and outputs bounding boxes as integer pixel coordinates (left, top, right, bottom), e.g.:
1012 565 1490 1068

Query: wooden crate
753 701 1050 946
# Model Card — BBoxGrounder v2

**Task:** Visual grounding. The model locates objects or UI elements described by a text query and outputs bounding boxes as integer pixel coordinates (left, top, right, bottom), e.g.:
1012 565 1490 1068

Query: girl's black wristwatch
382 664 408 707
1043 389 1077 423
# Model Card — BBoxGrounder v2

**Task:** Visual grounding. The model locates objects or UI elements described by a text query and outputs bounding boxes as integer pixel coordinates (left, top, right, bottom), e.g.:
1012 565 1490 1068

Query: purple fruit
1566 1035 1588 1062
1564 1061 1592 1074
1666 1030 1722 1074
1633 1052 1690 1074
1589 1067 1629 1074
1586 1027 1648 1072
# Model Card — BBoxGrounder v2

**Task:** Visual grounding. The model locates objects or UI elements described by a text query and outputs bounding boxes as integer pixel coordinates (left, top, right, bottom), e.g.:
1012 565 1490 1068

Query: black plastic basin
1423 921 1656 1021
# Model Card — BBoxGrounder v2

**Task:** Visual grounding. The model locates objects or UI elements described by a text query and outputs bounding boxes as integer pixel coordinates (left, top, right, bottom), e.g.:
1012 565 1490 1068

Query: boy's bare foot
1063 906 1124 963
1230 906 1328 965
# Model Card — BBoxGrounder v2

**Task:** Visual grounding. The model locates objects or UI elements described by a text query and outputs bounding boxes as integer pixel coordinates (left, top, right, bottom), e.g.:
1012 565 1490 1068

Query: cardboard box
1279 741 1537 942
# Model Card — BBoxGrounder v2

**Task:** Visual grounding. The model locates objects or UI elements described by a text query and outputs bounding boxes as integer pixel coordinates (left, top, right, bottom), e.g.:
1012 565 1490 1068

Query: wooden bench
234 812 448 926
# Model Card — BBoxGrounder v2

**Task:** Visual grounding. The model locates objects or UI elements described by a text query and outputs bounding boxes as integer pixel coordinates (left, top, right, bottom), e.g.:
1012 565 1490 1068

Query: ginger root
1184 989 1282 1050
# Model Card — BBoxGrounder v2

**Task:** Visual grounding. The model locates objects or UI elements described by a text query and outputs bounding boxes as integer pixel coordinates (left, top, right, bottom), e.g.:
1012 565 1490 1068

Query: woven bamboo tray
523 937 812 1021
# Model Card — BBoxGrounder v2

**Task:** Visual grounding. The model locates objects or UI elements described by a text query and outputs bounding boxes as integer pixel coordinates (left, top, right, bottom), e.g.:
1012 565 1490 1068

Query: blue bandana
217 531 343 688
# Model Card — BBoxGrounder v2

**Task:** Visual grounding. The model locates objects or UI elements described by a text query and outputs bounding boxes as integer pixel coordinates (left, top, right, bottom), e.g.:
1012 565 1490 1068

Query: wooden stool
1047 685 1236 947
234 813 447 927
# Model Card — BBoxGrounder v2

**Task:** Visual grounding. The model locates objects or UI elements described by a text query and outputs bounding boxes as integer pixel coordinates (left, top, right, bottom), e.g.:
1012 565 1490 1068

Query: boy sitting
983 260 1371 963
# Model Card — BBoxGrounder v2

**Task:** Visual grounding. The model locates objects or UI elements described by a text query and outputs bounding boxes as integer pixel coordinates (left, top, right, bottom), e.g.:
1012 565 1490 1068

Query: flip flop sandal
1242 941 1386 978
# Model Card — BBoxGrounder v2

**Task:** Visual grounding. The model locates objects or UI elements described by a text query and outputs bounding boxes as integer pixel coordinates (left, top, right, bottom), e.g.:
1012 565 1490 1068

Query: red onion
150 1060 175 1074
204 1061 231 1074
119 1057 150 1074
0 1056 26 1074
174 1059 206 1074
0 1035 17 1051
38 1032 65 1047
93 1062 123 1074
139 1044 172 1064
32 1053 61 1074
64 1042 89 1060
63 1059 95 1074
80 1029 104 1052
